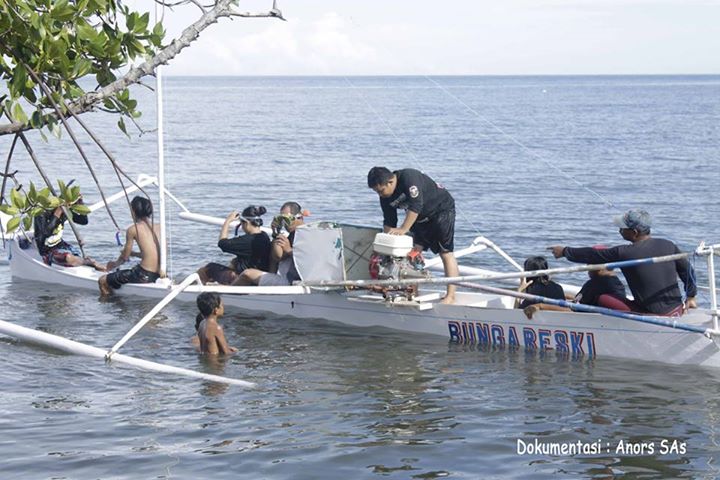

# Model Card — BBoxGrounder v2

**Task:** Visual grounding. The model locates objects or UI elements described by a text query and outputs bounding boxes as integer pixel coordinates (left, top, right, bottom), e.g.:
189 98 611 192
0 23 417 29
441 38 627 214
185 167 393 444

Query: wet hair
130 196 153 219
195 292 222 331
280 201 302 215
241 205 267 227
367 166 393 188
524 255 550 285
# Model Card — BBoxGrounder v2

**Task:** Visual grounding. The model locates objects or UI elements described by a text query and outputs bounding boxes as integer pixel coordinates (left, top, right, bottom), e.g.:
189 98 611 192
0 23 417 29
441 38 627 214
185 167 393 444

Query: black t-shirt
564 238 697 314
217 231 271 272
519 280 566 309
380 169 455 228
574 275 626 306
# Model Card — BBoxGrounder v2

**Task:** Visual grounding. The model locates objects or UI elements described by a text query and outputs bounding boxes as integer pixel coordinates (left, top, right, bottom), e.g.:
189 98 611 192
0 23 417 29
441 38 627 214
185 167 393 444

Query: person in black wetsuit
549 209 697 316
367 167 459 304
33 199 104 270
197 205 271 285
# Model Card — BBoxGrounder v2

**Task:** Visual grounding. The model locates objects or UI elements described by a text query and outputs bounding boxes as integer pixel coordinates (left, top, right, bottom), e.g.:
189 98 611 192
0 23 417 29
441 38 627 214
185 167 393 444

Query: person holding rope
367 167 459 304
549 209 697 316
98 196 161 296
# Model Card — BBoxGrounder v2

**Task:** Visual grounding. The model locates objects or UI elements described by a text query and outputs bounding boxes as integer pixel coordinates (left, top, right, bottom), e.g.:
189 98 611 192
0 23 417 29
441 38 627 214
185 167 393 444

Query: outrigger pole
0 319 254 387
106 273 202 359
303 248 720 289
457 282 716 336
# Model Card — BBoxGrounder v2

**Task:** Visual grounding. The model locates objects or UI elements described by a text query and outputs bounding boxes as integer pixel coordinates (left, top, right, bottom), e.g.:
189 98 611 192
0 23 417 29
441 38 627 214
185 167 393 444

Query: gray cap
613 209 652 231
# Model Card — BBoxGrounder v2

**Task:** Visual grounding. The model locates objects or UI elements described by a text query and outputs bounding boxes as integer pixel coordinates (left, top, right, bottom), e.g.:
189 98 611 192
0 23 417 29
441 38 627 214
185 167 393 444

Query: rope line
342 76 485 238
422 76 616 208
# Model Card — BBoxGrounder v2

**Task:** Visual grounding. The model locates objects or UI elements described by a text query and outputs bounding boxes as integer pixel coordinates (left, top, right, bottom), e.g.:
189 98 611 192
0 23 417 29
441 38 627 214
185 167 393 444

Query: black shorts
410 209 455 254
106 265 160 290
204 262 239 285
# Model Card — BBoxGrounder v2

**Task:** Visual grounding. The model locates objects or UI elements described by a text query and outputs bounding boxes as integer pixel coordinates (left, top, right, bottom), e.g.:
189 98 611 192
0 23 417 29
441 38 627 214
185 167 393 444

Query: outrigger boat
6 186 720 368
2 5 719 377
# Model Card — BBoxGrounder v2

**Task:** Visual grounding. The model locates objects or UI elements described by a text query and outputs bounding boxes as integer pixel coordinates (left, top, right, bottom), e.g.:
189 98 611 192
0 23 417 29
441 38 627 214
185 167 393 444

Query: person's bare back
198 318 236 355
131 220 161 274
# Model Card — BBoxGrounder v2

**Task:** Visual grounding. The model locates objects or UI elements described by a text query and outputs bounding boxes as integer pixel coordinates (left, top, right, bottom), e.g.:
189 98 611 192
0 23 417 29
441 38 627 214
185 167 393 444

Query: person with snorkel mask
234 201 308 286
196 205 271 285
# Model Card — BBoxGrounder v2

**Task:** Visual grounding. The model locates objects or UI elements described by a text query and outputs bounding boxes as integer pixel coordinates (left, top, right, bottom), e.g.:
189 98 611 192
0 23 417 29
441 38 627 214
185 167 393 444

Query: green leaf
135 12 149 33
28 182 38 204
126 12 136 31
57 179 68 198
30 207 45 217
70 186 81 203
52 0 75 22
117 116 128 136
10 64 27 98
6 217 20 233
22 216 33 231
10 188 26 210
76 21 97 43
0 205 19 216
11 102 28 124
71 204 91 215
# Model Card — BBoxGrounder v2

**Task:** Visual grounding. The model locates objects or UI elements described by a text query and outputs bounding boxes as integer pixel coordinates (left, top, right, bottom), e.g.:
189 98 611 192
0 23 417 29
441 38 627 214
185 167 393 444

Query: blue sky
140 0 719 75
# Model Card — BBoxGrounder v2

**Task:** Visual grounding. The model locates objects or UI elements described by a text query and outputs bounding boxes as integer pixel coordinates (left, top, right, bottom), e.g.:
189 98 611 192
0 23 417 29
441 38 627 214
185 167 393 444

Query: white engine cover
373 233 413 257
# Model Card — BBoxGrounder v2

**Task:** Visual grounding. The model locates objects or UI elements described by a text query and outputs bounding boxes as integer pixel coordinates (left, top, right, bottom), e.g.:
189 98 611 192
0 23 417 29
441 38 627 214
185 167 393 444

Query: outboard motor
368 233 429 300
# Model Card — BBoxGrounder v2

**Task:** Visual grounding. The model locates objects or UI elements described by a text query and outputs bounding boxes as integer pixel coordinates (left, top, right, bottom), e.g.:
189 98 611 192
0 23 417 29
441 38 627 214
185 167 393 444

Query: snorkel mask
271 214 295 238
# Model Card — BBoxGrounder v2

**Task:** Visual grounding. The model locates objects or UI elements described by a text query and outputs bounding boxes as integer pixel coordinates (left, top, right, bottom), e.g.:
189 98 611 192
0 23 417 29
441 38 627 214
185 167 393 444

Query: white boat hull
8 237 720 368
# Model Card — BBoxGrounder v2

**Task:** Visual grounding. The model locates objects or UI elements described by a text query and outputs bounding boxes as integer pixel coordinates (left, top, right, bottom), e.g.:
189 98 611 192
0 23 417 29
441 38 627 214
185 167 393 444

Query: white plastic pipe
0 319 254 387
107 273 200 358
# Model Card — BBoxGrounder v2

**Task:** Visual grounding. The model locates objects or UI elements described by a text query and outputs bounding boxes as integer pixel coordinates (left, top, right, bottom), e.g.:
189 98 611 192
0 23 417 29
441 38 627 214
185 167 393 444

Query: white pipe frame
106 273 202 359
0 319 254 387
305 246 720 289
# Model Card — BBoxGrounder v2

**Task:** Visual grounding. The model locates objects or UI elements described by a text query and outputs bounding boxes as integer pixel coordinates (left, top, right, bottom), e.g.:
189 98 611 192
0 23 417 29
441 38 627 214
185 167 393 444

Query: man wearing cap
367 166 459 304
548 209 697 316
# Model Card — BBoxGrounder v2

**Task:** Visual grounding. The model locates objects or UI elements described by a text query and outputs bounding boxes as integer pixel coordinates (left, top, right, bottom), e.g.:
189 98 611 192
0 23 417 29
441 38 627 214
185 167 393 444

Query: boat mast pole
155 3 168 277
708 248 719 331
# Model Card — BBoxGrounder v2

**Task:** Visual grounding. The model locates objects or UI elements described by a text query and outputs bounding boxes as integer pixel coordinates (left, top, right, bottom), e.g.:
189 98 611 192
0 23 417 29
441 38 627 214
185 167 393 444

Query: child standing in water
194 292 237 355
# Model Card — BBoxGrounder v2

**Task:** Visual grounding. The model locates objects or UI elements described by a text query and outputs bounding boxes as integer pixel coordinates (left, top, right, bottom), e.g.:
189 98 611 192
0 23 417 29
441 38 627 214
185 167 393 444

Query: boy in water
194 292 237 355
98 196 161 296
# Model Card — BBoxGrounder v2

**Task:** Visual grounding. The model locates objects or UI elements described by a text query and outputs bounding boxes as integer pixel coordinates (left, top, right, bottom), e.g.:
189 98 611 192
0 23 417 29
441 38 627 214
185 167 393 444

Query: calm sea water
1 76 719 479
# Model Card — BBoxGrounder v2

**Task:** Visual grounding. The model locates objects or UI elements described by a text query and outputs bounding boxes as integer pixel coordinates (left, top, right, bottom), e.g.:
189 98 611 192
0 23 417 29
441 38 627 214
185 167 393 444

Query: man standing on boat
98 196 161 296
367 167 459 304
549 209 697 315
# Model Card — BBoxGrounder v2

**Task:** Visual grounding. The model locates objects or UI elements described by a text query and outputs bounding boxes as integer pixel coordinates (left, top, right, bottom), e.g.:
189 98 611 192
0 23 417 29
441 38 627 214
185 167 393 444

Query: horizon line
160 72 720 78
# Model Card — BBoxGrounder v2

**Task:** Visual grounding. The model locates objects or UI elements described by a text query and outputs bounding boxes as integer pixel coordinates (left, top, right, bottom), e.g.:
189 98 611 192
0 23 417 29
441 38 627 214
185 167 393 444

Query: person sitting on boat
98 196 161 296
33 195 105 271
517 256 566 317
572 247 627 307
194 292 237 355
234 201 305 286
524 249 626 319
367 166 459 304
548 209 697 316
197 205 271 285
